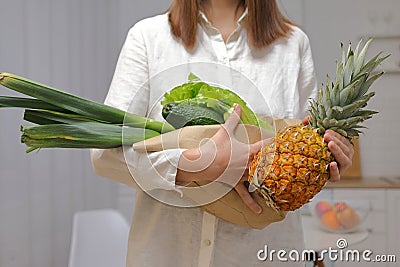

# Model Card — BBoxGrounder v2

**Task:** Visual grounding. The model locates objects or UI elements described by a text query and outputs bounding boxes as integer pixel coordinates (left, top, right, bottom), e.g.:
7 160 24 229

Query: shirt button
204 239 212 246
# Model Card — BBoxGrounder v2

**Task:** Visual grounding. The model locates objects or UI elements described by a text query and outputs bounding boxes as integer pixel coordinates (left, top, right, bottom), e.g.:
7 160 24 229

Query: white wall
0 1 168 267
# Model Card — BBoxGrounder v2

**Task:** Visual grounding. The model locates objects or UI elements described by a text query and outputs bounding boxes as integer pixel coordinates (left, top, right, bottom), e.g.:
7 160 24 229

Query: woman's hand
323 130 354 182
233 170 262 214
176 105 263 214
302 118 354 182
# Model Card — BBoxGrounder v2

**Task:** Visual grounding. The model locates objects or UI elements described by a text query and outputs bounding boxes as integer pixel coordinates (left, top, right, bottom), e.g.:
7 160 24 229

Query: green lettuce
162 73 268 128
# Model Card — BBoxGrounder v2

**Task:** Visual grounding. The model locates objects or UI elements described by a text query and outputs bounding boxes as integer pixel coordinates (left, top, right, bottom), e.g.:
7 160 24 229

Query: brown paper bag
133 119 300 229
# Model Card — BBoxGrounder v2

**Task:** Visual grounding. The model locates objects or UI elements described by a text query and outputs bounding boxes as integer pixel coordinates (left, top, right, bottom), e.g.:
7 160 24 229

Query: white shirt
91 10 317 267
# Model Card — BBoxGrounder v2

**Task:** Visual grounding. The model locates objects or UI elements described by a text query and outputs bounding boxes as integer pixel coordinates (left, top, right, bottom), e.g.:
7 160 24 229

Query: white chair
68 209 130 267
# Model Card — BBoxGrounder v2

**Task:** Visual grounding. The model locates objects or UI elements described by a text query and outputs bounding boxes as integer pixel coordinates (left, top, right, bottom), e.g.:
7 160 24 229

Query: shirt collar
198 7 248 28
237 7 248 24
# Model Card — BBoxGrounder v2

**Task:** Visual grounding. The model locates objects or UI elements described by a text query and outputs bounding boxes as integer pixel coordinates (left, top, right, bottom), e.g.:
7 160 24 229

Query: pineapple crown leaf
308 39 389 139
356 71 384 98
354 38 373 72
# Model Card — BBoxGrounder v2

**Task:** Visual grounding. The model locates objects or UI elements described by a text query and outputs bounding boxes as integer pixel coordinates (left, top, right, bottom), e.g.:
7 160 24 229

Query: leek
0 72 174 133
21 122 160 151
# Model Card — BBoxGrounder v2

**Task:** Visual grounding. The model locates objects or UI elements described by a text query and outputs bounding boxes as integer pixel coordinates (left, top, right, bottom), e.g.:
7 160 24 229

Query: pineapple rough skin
249 125 334 211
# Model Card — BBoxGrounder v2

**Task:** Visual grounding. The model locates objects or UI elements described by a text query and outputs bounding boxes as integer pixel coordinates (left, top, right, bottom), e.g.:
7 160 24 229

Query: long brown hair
168 0 294 50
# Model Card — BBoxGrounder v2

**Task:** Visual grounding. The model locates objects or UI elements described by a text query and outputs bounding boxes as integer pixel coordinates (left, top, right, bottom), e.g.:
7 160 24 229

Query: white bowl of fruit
308 199 370 233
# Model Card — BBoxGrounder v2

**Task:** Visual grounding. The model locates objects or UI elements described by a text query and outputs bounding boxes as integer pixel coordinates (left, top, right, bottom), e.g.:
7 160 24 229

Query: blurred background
0 0 399 266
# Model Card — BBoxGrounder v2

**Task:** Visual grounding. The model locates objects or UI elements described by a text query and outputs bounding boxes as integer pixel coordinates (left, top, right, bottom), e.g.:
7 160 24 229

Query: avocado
162 103 224 129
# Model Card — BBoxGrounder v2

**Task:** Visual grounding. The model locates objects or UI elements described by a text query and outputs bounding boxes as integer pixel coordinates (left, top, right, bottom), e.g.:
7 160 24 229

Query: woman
91 0 354 266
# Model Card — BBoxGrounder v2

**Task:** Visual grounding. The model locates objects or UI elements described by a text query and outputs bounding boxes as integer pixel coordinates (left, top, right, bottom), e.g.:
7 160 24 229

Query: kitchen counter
325 176 400 189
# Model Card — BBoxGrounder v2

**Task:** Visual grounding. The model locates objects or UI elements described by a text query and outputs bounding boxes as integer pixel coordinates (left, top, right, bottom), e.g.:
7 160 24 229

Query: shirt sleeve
296 32 318 118
90 22 184 193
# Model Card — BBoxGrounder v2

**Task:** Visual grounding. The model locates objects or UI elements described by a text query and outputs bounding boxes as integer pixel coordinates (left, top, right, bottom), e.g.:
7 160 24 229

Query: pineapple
248 39 388 211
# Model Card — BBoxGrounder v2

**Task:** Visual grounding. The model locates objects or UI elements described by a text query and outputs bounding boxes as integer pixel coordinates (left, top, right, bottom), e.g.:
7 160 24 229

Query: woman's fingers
324 130 354 178
223 104 242 134
327 140 350 168
235 181 262 214
324 130 354 158
329 162 341 182
302 116 309 125
249 139 264 157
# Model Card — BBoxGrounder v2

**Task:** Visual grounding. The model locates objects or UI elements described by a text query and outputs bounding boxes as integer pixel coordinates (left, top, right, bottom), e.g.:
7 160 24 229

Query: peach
333 202 349 213
321 211 340 230
315 201 332 217
336 206 360 229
